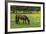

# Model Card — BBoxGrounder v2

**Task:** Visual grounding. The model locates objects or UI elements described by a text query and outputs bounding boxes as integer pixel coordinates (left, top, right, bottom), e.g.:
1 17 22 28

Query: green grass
10 13 41 29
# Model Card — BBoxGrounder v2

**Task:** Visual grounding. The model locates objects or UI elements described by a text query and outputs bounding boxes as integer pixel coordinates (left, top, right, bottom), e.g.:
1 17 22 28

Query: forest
11 6 40 14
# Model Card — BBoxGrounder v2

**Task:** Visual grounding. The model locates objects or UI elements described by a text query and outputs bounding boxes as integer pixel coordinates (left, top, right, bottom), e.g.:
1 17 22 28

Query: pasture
10 13 41 28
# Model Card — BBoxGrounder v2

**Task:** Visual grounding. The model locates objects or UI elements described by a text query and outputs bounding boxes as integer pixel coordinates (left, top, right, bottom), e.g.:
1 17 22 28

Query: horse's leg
24 19 26 24
16 19 17 24
18 19 19 24
23 19 24 24
16 17 19 24
27 19 30 24
16 16 17 24
16 16 18 24
16 19 18 24
26 18 30 24
18 19 20 24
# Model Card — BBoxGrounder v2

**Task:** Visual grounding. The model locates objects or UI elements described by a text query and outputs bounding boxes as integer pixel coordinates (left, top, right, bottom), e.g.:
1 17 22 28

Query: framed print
5 1 45 34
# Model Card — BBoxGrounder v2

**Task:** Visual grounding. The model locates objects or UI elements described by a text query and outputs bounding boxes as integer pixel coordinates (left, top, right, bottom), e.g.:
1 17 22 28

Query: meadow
10 13 41 29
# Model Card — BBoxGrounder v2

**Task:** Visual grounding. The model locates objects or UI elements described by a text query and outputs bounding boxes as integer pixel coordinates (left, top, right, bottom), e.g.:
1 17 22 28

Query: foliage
11 6 40 13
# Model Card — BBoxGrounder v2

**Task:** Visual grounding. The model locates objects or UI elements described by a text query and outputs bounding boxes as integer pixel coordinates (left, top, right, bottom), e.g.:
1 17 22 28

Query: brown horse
16 14 30 24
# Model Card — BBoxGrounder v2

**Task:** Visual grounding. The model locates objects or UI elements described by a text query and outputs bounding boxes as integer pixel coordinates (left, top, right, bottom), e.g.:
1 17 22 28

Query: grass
10 13 41 29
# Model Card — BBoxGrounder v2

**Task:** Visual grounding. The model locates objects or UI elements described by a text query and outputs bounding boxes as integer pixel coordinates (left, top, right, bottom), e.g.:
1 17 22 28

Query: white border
8 2 43 32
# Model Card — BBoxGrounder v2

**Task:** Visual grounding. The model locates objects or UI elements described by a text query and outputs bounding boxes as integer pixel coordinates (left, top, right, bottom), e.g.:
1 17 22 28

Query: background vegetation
11 6 41 14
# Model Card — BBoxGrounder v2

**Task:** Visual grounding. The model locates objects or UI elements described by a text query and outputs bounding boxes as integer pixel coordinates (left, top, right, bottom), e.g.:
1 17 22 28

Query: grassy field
10 13 41 29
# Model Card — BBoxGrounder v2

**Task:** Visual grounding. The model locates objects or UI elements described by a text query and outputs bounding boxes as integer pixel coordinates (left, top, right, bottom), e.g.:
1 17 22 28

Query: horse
16 14 30 24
